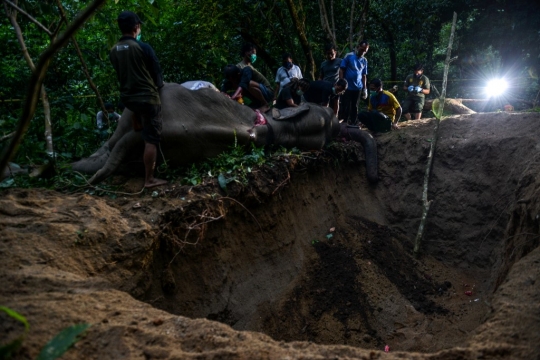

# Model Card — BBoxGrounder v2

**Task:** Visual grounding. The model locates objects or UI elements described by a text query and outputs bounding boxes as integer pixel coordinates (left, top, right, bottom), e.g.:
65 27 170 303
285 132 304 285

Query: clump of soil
1 111 540 359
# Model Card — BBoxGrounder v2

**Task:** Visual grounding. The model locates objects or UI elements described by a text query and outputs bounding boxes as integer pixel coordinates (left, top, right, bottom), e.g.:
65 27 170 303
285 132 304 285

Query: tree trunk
351 0 370 47
414 12 458 257
424 98 476 114
283 0 316 79
55 0 108 120
0 0 107 174
4 1 55 162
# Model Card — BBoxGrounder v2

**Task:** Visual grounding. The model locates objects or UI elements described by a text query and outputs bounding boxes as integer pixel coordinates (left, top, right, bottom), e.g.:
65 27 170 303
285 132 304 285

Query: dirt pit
1 112 540 359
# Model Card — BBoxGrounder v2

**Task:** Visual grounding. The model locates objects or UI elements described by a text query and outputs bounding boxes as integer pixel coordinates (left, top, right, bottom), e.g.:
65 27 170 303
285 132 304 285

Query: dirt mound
1 111 540 359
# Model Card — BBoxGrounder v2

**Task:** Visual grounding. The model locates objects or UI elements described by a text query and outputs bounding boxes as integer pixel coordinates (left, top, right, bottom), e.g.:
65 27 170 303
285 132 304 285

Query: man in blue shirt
339 40 369 125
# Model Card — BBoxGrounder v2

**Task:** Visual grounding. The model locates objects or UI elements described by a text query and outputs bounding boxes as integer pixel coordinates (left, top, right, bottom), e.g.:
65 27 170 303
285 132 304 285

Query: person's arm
285 98 298 107
141 43 164 89
393 106 402 129
274 83 280 99
362 74 367 93
331 97 339 115
423 77 431 95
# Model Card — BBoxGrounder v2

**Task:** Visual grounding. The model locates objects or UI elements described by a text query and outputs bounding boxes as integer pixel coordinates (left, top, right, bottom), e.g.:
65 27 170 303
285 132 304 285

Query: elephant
72 83 378 184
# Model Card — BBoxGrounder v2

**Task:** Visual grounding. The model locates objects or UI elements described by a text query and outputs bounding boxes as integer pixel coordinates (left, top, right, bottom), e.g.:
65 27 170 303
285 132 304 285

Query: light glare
485 79 508 97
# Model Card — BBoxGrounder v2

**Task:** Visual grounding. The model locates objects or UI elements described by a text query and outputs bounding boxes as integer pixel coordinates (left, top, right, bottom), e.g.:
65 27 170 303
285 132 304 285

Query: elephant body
73 83 377 183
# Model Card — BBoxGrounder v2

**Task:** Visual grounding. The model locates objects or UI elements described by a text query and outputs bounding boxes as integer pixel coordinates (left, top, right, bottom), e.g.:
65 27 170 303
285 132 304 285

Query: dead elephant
72 83 378 184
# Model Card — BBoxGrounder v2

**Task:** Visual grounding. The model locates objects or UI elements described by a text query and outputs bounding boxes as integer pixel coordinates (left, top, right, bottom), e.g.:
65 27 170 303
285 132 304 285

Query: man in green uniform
110 11 166 188
402 63 430 120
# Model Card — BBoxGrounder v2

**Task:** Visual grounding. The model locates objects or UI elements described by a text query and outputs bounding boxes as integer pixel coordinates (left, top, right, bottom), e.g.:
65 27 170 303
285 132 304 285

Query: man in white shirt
274 53 303 98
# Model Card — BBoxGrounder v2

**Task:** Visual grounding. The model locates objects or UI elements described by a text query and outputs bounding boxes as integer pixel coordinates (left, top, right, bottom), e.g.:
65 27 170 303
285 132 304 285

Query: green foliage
181 142 268 189
1 0 540 180
0 306 89 360
0 306 29 359
36 323 91 360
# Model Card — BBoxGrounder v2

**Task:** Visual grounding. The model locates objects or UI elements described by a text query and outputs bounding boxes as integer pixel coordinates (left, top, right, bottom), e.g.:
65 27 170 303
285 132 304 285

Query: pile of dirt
1 111 540 359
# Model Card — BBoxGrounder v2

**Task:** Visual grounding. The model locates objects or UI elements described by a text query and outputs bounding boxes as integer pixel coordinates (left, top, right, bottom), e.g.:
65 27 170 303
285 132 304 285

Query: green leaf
0 306 30 358
218 173 228 191
0 307 29 331
36 323 91 360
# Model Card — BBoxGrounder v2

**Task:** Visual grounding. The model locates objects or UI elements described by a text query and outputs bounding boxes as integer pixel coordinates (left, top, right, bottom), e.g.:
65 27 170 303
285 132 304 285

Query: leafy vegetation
1 0 539 188
0 306 89 360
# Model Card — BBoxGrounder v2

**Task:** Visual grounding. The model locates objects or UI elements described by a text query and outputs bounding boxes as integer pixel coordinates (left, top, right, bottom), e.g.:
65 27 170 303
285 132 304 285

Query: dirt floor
1 111 540 359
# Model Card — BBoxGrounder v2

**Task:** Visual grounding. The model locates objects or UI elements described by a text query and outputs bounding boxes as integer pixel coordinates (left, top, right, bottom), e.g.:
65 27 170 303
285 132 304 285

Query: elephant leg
88 131 143 185
339 125 379 184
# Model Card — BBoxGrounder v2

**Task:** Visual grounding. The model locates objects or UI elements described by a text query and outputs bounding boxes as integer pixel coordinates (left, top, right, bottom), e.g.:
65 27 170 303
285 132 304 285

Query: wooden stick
413 12 457 256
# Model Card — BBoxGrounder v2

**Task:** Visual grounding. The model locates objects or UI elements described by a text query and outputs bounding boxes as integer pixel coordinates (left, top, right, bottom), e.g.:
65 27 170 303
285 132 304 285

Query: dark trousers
339 89 360 125
358 111 392 133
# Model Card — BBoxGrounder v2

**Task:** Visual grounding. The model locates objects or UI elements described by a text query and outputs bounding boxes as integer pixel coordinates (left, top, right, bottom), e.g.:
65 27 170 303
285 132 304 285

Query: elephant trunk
339 125 379 183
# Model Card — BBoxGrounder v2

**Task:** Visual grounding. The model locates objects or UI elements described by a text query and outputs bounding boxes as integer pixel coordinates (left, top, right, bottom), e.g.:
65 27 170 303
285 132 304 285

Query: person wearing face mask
402 63 430 120
303 78 348 115
339 40 369 125
96 103 120 130
274 53 303 98
109 11 166 188
221 64 274 113
357 78 401 133
236 43 274 98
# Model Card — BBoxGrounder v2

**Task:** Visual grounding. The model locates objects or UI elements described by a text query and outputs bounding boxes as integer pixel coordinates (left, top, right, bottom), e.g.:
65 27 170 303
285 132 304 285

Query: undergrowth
0 141 304 195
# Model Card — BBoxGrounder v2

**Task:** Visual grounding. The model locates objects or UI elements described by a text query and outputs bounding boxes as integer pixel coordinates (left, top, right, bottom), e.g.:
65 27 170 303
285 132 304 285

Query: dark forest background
1 0 539 169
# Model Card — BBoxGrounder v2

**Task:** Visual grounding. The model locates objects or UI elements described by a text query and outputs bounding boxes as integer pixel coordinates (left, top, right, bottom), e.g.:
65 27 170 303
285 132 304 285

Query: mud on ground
1 112 540 359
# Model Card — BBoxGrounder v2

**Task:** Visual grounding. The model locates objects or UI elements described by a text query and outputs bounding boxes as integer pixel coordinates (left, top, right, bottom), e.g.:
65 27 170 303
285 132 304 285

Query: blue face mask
284 61 293 70
296 89 304 96
250 54 257 64
370 90 378 97
136 31 142 41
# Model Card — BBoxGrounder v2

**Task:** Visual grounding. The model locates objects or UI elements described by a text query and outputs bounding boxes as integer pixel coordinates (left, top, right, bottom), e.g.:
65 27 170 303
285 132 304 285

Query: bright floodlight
485 79 508 97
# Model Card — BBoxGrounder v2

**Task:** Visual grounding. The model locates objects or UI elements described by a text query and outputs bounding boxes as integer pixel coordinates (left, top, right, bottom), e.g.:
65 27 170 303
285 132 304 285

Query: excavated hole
138 167 506 353
128 113 540 354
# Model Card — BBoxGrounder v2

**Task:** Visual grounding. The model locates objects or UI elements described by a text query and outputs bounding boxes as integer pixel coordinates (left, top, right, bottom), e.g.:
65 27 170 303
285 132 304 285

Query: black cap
117 11 142 29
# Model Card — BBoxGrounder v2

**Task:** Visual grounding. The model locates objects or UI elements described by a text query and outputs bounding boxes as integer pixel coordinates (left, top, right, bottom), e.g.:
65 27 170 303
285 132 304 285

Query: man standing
402 63 430 120
358 78 401 133
339 40 369 125
109 11 166 188
319 43 342 84
319 43 342 115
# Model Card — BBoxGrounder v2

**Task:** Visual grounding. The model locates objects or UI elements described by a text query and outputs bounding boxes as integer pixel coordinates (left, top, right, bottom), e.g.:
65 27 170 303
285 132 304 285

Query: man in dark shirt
304 79 347 115
221 64 274 112
110 11 166 188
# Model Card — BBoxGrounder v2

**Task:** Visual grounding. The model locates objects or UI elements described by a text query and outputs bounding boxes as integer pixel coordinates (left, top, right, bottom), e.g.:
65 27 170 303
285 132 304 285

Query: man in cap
402 63 430 120
109 11 166 188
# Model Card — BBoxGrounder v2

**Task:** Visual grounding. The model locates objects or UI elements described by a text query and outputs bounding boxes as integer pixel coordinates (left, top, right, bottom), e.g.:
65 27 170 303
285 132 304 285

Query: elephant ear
271 103 310 121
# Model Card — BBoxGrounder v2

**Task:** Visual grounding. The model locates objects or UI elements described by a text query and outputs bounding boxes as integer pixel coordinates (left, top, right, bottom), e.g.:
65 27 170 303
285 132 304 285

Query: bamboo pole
413 12 458 256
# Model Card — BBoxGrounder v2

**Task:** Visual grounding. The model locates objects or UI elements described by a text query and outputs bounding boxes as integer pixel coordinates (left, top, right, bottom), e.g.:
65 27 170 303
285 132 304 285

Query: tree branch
0 0 107 173
55 0 108 118
3 0 53 36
